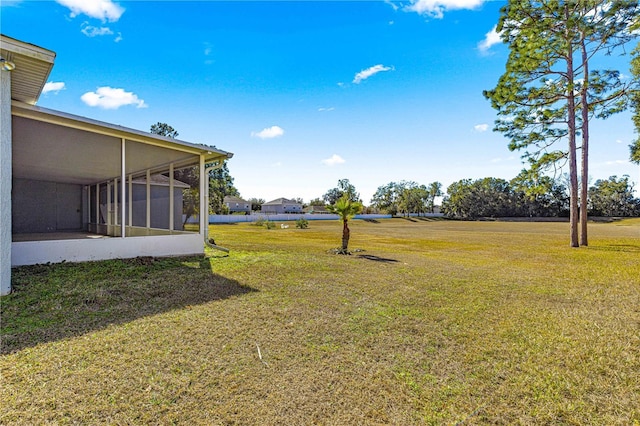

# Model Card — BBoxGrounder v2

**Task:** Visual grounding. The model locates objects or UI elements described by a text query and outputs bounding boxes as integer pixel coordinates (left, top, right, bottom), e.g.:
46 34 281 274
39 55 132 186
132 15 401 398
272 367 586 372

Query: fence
185 213 444 224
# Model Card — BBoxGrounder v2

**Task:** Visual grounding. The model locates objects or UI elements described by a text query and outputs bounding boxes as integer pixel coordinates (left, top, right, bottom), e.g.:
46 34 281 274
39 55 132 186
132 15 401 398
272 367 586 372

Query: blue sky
2 0 638 203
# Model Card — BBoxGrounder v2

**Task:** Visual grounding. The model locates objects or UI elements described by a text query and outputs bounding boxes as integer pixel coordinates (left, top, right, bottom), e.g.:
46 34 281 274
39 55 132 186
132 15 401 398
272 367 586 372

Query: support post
114 178 118 226
146 169 151 230
107 182 112 231
199 155 206 238
128 174 132 227
121 138 126 238
96 183 100 225
0 64 12 295
169 163 174 232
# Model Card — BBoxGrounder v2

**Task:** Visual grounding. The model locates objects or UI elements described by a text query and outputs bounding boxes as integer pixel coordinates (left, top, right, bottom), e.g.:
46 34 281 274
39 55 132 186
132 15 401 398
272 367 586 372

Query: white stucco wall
1 69 12 295
11 234 205 267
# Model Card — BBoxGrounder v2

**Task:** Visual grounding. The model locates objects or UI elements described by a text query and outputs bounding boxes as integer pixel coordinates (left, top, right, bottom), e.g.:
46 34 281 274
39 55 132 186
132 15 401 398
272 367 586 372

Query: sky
2 0 639 204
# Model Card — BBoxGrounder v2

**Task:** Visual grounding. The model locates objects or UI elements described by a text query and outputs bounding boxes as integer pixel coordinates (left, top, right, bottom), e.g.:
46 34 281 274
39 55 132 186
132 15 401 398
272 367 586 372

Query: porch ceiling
11 102 232 186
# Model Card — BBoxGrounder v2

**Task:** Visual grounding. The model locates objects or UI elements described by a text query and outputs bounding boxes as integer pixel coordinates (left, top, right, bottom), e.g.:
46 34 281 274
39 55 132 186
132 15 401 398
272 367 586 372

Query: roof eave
11 100 233 160
1 34 56 104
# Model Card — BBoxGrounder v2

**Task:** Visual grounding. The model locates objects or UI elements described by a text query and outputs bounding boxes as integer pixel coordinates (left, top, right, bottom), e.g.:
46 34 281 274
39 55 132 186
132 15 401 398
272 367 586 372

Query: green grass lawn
2 218 639 424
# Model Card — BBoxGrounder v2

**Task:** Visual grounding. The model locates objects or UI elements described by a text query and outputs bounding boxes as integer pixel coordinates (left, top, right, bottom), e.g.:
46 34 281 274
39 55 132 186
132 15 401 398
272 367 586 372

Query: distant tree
397 181 428 216
372 181 441 216
209 163 240 214
150 122 179 138
442 178 514 219
248 198 265 211
426 182 443 213
371 182 402 215
327 194 363 254
323 179 360 205
588 175 640 217
308 198 326 206
291 197 304 205
510 169 568 217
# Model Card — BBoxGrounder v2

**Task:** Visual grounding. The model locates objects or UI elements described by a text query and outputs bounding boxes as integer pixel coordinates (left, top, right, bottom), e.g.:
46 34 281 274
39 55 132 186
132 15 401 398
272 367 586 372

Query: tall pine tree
484 0 639 247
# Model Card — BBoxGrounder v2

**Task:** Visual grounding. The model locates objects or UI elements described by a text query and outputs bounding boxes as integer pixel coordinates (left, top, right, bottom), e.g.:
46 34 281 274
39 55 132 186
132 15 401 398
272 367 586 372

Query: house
223 195 251 214
303 205 330 214
261 198 303 214
1 35 233 295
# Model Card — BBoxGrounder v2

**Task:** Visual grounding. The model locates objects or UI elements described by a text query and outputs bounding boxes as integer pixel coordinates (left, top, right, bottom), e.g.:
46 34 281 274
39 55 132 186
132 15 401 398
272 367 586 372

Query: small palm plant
327 194 363 254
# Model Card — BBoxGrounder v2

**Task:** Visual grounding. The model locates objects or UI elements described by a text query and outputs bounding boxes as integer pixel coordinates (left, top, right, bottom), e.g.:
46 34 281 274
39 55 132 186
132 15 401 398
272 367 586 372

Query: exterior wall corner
1 69 13 295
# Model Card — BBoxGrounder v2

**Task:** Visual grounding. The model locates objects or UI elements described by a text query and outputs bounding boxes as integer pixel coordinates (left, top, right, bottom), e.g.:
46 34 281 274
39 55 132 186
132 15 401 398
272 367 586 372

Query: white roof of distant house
224 196 249 203
263 198 300 205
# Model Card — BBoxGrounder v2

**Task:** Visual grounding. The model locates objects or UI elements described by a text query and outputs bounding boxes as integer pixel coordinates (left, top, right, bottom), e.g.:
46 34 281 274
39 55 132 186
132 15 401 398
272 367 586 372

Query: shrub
265 221 275 230
295 218 309 229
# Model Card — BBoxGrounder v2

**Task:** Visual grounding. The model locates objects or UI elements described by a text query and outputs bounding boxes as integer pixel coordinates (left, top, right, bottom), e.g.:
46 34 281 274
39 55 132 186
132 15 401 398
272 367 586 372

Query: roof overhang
12 101 233 185
0 34 55 105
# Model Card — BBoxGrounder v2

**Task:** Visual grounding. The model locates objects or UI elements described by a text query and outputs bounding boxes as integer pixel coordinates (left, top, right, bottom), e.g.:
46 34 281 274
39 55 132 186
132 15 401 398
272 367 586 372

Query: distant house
303 205 330 214
1 35 233 295
223 196 250 214
261 198 303 214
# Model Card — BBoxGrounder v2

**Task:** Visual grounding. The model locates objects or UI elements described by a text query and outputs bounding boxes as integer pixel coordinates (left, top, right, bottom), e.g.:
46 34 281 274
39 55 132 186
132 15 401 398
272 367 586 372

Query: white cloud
605 160 629 165
81 23 113 37
81 86 147 109
42 82 66 94
204 43 213 56
56 0 124 22
353 64 393 84
251 125 285 139
478 25 502 53
318 107 335 112
321 154 346 166
474 123 489 132
405 0 485 18
114 32 123 43
384 0 400 11
203 43 214 65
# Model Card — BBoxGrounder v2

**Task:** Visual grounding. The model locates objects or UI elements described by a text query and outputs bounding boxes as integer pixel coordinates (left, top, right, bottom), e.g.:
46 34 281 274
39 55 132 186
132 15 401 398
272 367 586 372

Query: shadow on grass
356 254 399 263
400 217 418 222
2 256 256 355
589 244 640 253
416 217 444 222
363 219 380 223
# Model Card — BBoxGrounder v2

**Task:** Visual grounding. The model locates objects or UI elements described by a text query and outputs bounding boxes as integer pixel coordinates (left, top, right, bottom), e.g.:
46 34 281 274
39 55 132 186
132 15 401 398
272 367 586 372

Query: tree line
440 173 639 220
370 181 442 216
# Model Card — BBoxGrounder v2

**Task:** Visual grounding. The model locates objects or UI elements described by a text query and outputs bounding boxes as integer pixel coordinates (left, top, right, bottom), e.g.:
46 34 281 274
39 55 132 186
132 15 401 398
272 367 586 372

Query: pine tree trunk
579 38 589 246
566 5 579 248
